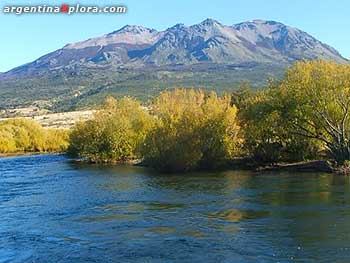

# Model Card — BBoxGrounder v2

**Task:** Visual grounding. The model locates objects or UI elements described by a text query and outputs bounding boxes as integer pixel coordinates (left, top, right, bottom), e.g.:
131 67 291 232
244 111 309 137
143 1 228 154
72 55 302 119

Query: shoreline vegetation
0 152 336 174
1 60 350 174
0 152 60 158
0 118 69 154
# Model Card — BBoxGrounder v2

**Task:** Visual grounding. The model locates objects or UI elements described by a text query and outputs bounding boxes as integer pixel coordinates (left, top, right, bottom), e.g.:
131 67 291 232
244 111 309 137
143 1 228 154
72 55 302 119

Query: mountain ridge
2 18 347 78
0 18 348 111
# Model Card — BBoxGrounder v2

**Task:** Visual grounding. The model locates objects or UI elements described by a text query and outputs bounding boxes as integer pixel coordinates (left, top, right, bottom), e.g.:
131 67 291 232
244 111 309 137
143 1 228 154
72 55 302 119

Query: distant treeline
2 60 350 172
0 119 69 154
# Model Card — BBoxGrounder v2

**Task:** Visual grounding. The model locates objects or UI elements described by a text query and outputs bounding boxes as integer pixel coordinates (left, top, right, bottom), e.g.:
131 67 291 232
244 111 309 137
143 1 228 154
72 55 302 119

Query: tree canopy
0 118 68 154
68 97 154 163
141 89 241 172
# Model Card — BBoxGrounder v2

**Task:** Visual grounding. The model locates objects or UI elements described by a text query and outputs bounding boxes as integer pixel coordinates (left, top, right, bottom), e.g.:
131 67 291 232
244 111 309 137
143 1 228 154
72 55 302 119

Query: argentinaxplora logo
3 3 127 15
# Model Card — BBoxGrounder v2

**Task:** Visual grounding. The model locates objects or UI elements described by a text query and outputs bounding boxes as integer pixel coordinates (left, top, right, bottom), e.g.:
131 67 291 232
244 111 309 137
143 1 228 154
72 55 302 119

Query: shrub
0 129 16 153
0 118 69 153
141 89 241 172
44 129 70 152
68 97 154 163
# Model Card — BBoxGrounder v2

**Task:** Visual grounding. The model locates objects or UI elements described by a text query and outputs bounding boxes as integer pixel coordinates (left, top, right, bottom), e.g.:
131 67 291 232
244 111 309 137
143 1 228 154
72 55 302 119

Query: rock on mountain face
5 19 347 77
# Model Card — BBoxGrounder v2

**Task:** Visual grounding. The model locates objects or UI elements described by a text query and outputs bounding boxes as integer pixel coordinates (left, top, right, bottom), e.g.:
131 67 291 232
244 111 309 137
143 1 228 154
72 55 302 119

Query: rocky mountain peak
167 23 187 31
5 19 348 77
198 18 222 27
113 25 157 35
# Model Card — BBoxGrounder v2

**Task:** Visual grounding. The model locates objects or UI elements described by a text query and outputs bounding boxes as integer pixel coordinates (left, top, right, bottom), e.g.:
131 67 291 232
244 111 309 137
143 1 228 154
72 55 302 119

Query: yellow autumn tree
68 97 154 163
0 118 69 153
141 89 241 172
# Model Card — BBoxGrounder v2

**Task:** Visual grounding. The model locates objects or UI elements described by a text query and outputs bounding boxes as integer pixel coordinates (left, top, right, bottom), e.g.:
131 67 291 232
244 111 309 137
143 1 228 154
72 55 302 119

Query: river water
1 154 350 262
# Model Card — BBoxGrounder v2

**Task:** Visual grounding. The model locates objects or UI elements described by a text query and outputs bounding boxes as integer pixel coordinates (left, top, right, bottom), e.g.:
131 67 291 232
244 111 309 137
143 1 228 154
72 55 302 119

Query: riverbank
227 158 337 174
0 152 63 158
0 151 342 174
256 160 334 173
65 155 340 174
254 160 350 175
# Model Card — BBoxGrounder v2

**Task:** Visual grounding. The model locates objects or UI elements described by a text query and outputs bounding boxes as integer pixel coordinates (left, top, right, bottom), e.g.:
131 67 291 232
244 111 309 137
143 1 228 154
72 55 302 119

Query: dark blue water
1 154 350 262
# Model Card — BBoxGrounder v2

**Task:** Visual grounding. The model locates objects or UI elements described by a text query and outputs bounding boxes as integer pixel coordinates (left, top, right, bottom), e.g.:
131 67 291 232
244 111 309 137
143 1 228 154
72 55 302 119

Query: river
1 154 350 262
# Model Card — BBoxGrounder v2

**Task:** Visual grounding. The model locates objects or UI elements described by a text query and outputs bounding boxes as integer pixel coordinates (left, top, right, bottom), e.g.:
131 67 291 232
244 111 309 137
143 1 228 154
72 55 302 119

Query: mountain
0 19 347 110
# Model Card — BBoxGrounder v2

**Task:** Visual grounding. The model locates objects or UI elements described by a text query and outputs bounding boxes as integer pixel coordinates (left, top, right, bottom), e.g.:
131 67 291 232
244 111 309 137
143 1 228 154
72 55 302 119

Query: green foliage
275 60 350 164
0 118 69 154
237 81 320 164
67 97 154 163
0 64 284 111
141 89 241 172
238 60 350 165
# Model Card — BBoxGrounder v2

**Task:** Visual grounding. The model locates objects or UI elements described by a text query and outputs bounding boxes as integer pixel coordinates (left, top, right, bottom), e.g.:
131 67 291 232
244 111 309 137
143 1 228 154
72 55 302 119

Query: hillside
0 19 347 111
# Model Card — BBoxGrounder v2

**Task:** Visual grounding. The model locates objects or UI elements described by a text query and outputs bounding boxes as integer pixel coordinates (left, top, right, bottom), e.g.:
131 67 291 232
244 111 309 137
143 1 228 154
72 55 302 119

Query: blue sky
0 0 349 72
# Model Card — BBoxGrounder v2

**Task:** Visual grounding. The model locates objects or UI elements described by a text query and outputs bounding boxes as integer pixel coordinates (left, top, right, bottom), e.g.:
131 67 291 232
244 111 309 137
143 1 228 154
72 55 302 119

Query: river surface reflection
1 154 350 262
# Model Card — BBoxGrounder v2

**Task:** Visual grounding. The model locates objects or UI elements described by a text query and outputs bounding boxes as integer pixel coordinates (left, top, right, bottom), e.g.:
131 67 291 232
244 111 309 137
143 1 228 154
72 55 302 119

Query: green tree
237 80 320 164
275 60 350 164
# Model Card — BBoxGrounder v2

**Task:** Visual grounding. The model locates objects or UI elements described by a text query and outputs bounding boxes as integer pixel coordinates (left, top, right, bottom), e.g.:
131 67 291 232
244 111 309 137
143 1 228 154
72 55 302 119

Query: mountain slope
3 19 347 78
0 19 347 110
